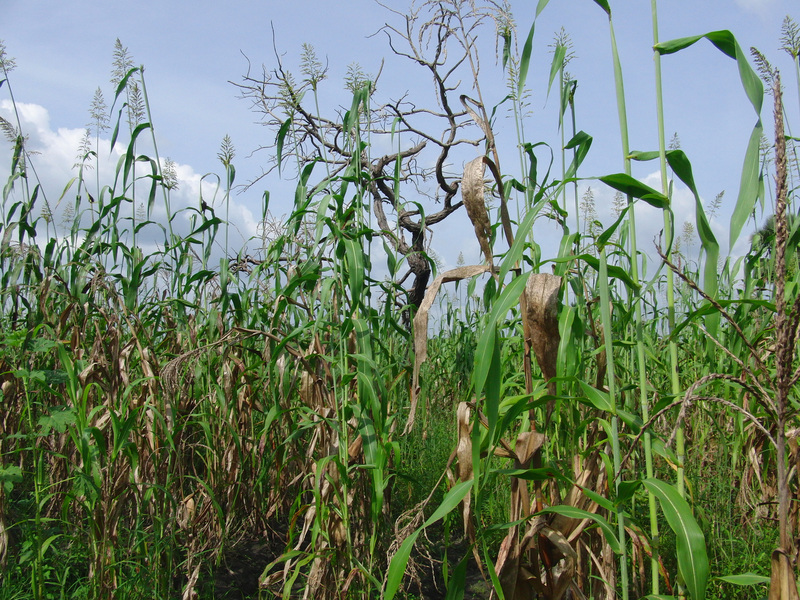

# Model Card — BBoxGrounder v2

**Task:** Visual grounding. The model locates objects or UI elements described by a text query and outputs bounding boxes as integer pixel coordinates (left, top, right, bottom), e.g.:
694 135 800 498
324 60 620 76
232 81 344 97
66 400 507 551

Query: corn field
1 1 800 599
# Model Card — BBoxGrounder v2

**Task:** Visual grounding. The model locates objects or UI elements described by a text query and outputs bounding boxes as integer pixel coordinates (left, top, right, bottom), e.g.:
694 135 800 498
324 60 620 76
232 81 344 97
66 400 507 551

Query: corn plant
1 3 798 600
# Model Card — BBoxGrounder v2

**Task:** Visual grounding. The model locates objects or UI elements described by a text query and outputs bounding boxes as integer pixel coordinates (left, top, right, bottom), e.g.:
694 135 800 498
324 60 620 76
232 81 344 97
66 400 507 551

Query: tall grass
1 4 798 600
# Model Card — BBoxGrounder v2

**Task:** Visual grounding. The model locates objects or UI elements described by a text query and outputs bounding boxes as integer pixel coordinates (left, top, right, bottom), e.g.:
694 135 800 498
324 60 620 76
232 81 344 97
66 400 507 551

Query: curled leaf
462 157 494 265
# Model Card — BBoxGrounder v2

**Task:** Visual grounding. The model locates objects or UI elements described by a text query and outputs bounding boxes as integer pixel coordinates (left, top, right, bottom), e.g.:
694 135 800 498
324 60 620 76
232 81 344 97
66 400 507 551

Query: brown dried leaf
177 494 196 531
524 274 562 393
456 403 475 540
406 264 493 434
181 565 201 600
553 452 604 541
769 549 800 600
462 156 494 265
495 431 545 600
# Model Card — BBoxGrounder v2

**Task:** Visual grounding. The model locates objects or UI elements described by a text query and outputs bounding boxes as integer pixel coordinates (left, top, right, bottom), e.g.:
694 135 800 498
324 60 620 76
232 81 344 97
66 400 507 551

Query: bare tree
234 0 514 315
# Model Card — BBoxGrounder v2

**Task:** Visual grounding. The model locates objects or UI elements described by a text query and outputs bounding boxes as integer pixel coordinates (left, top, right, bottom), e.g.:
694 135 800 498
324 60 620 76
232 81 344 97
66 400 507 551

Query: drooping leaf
525 273 562 391
599 173 669 209
643 478 709 600
664 149 720 339
592 0 611 16
563 131 592 181
654 30 763 250
654 30 762 115
573 253 640 292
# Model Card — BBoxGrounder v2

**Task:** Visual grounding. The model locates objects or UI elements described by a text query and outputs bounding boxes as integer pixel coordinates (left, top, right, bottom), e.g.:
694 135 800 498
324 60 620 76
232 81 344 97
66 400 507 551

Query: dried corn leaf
540 526 577 600
551 452 604 542
455 401 483 578
769 549 800 600
524 273 562 394
406 264 494 434
456 403 474 541
181 564 201 600
462 157 494 265
495 431 545 600
460 96 514 247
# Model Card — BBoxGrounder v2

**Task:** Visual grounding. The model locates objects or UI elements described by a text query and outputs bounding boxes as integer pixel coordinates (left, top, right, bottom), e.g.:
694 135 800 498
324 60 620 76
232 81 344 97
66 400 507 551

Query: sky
2 0 799 279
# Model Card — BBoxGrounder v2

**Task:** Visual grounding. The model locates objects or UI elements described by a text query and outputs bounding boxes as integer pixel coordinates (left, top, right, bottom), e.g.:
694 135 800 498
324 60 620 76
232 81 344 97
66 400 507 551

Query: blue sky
2 0 798 272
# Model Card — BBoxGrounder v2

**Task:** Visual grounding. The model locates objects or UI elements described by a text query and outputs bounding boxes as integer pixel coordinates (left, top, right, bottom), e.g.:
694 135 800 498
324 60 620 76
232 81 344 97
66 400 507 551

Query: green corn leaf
597 204 629 249
516 0 550 96
580 485 615 513
501 27 512 70
564 131 592 180
628 150 661 161
654 30 763 249
643 478 709 600
343 238 364 307
592 0 611 16
517 15 536 95
473 273 531 398
40 533 62 558
498 195 548 284
716 573 770 586
579 380 614 414
445 553 469 600
574 253 640 292
344 83 371 134
189 216 223 237
122 122 152 189
669 298 774 338
561 79 576 119
109 107 124 153
663 149 717 246
483 543 506 600
383 240 397 276
534 0 550 17
729 122 763 249
654 30 762 114
599 173 669 209
547 44 567 102
663 149 719 338
425 480 474 528
494 465 566 481
485 330 503 450
616 480 639 506
276 116 292 177
113 67 142 104
557 304 578 379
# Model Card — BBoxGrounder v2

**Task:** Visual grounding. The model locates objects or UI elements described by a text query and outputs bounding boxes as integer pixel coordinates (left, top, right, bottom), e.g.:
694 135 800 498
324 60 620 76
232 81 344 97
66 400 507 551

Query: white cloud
734 0 778 16
0 100 261 262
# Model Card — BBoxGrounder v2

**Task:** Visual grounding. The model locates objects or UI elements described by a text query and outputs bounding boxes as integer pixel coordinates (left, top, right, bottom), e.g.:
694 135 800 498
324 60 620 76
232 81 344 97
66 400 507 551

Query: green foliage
0 3 797 599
